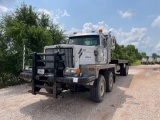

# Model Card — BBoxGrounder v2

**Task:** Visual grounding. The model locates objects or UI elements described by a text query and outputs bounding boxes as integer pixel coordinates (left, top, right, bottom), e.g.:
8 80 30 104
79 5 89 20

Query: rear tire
120 64 124 76
123 65 129 76
104 71 114 92
90 75 106 102
120 64 128 76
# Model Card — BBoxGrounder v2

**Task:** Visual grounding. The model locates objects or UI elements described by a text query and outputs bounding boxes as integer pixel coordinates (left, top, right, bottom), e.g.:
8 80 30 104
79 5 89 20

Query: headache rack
28 52 65 98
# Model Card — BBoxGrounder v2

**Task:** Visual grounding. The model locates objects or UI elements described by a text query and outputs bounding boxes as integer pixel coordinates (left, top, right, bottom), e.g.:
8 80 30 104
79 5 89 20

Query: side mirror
111 36 116 49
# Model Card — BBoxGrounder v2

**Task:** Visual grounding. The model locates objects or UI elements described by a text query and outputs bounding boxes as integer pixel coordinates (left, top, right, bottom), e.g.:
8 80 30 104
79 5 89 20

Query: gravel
0 65 160 120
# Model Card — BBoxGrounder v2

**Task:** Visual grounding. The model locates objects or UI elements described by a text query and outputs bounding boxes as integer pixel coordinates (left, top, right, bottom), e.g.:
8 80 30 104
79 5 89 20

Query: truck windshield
68 35 100 46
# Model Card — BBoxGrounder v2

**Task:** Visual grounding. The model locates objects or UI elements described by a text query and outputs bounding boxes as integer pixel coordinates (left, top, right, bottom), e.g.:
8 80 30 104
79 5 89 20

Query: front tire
90 75 106 102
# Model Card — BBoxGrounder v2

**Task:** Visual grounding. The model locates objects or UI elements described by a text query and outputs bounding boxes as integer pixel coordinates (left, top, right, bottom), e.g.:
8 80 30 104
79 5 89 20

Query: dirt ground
0 65 160 120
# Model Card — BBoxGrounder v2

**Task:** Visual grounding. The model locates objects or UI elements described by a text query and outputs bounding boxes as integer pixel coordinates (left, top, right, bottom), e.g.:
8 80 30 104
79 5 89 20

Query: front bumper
20 71 96 84
56 76 96 84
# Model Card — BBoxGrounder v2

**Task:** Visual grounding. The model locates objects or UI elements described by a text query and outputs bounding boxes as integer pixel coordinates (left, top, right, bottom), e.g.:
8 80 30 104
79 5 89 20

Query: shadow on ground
20 74 134 120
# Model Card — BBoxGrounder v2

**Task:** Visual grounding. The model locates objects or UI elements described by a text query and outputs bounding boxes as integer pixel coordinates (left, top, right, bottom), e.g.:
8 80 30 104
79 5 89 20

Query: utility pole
22 44 25 70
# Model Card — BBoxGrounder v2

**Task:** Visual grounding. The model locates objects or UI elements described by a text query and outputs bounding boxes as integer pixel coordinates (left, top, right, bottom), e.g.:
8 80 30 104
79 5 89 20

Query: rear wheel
90 75 106 102
120 64 128 76
120 64 124 76
105 71 114 92
123 65 129 76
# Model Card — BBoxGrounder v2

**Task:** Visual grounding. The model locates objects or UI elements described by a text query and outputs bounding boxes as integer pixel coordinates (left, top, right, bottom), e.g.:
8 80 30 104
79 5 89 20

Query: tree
0 3 65 86
152 53 157 59
139 52 147 59
112 43 141 64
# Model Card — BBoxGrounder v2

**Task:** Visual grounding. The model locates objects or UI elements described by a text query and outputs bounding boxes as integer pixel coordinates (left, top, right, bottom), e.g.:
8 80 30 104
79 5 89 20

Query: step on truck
20 29 129 102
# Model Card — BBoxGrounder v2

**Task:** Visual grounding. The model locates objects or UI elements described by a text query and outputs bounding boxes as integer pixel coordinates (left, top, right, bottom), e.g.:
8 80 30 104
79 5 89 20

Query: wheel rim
99 79 105 96
109 74 113 88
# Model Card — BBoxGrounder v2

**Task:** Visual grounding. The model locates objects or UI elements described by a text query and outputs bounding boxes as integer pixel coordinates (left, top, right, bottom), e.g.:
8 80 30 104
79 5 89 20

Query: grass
131 60 141 66
0 78 27 89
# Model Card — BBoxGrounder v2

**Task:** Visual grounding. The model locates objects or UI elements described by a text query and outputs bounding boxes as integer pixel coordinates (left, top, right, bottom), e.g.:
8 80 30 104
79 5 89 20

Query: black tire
120 65 124 76
104 71 114 92
90 75 106 102
123 65 129 76
44 83 61 95
120 64 128 76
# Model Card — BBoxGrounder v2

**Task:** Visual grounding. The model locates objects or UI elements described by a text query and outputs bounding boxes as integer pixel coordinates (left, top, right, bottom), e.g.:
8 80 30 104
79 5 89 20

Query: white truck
20 29 129 102
141 58 148 64
156 58 160 64
148 57 154 64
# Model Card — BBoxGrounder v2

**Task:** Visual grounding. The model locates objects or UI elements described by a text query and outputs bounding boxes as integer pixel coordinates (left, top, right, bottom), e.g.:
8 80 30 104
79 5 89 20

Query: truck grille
45 48 73 68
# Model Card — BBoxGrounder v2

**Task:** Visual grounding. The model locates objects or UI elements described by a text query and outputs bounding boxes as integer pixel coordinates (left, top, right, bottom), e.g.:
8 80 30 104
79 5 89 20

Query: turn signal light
76 68 81 74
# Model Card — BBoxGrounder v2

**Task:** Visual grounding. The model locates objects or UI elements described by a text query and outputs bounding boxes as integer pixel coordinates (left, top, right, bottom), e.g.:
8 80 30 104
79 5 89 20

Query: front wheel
90 75 106 102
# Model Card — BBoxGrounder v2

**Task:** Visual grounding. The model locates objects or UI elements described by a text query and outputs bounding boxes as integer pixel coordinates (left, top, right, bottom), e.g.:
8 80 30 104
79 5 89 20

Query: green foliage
112 42 149 64
0 3 65 86
140 52 147 58
112 42 160 65
152 53 160 59
131 60 141 66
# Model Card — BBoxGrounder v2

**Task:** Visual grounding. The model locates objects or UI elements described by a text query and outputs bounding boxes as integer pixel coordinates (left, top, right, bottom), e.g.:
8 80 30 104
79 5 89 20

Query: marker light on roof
99 29 103 33
113 39 115 43
73 32 77 34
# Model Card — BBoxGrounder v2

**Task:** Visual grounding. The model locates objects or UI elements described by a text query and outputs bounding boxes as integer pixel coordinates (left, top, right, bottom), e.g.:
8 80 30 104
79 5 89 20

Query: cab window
69 35 100 46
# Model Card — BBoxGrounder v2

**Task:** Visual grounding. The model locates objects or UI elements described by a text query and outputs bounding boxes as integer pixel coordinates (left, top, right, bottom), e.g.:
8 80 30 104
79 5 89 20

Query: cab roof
69 32 101 37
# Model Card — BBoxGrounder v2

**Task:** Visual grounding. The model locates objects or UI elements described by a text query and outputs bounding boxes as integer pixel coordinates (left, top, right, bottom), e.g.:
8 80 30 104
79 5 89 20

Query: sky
0 0 160 55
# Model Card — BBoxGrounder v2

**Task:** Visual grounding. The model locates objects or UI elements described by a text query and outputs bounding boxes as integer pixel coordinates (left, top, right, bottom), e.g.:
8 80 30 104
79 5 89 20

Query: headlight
64 67 80 75
70 69 77 73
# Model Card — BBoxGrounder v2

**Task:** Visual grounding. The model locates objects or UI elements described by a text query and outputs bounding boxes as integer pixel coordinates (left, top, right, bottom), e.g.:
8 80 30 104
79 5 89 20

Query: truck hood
44 44 96 49
44 44 73 49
